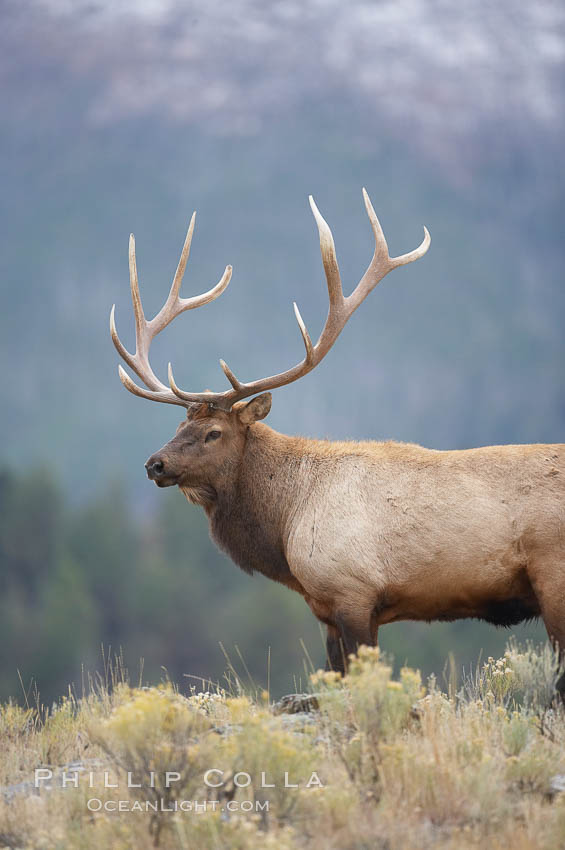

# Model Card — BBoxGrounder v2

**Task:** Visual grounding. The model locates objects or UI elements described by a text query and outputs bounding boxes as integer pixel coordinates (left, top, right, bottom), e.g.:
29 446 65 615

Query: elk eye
205 430 221 443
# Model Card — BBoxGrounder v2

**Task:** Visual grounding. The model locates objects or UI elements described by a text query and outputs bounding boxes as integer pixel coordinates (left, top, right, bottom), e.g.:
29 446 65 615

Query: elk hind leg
529 560 565 700
544 610 565 701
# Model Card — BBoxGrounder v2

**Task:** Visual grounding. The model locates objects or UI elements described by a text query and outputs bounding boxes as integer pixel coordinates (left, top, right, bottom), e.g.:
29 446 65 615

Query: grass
1 641 565 849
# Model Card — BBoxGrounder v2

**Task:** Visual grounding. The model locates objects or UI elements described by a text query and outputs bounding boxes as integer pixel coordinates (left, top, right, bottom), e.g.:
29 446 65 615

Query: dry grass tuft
1 641 564 849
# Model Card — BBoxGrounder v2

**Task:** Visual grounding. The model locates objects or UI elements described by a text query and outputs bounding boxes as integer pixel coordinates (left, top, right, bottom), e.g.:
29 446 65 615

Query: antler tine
219 359 244 391
293 302 314 364
169 211 196 303
309 196 345 308
110 304 136 376
129 233 146 343
362 187 391 265
390 226 431 267
118 365 187 407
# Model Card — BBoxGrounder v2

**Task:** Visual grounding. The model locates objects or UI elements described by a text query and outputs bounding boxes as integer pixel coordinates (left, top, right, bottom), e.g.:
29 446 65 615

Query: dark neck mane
207 424 305 588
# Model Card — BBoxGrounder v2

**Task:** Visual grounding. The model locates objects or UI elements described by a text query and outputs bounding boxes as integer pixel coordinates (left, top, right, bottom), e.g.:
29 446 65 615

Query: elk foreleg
306 594 378 675
326 610 379 675
325 624 345 672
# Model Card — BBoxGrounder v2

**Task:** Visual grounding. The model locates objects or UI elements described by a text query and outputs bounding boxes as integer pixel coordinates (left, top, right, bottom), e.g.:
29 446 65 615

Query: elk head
144 394 272 505
110 190 430 502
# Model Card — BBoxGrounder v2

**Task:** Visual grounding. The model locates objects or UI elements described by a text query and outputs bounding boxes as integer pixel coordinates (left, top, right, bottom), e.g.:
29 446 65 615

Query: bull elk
110 190 564 690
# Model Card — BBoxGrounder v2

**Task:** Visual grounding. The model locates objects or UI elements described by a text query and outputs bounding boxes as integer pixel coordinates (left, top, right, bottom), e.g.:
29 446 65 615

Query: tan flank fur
110 190 565 687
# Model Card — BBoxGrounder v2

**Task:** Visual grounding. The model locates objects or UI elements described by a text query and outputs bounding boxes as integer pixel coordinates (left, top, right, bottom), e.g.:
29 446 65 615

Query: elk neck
206 422 309 587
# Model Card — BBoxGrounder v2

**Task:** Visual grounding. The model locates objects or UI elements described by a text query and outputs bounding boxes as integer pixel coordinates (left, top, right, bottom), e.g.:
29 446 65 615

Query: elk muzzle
145 453 172 485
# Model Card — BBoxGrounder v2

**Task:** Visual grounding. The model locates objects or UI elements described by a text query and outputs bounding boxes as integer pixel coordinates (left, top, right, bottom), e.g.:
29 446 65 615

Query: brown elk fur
146 394 565 684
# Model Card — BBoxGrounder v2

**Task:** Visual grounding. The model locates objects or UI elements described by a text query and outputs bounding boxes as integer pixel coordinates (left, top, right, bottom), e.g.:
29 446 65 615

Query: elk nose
145 457 165 479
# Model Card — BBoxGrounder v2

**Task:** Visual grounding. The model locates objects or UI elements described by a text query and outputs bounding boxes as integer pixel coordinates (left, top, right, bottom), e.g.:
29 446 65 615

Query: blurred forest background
1 0 564 702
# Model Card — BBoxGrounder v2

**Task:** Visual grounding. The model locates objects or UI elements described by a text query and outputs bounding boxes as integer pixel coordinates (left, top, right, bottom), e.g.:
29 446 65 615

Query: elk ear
236 393 272 424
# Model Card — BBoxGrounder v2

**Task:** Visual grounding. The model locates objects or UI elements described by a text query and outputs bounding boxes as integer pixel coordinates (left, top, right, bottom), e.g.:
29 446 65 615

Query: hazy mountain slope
1 0 564 504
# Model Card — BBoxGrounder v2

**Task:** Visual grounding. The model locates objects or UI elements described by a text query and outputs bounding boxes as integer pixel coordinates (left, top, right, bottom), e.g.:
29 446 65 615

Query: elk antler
110 213 232 407
111 190 430 411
